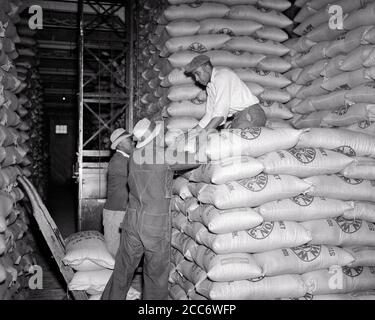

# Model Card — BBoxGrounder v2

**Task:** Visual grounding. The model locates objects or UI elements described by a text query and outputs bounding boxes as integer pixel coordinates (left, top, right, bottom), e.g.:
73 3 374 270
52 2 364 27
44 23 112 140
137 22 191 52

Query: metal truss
76 0 135 231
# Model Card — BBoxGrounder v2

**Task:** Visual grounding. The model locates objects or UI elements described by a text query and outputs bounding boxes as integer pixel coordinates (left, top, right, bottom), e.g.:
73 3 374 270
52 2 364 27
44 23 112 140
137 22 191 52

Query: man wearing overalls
101 118 198 300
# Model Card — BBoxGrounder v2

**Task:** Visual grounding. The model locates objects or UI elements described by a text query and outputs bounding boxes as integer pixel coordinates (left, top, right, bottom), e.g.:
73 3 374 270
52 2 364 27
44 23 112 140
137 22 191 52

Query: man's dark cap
184 55 211 74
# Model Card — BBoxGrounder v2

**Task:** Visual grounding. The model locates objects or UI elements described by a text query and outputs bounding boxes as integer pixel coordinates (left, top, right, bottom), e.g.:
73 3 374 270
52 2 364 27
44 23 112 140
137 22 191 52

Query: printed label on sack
188 2 203 8
358 120 371 129
288 148 316 164
292 194 314 207
342 266 363 277
332 104 350 116
189 42 207 53
335 216 362 234
217 28 234 36
234 127 262 140
369 267 375 274
291 245 322 262
337 174 363 185
238 173 268 192
333 146 356 157
247 222 274 240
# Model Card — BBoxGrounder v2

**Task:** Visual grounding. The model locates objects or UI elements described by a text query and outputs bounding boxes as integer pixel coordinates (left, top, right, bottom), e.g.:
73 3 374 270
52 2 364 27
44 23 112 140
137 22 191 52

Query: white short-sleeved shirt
198 67 259 128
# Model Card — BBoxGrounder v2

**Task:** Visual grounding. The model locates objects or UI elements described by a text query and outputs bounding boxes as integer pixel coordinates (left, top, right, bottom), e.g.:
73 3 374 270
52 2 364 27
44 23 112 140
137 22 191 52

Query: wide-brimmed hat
184 54 211 74
110 128 132 150
133 118 162 149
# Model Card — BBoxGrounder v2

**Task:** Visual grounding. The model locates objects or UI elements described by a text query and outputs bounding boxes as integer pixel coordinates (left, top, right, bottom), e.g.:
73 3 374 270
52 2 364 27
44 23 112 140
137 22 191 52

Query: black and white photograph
0 0 374 311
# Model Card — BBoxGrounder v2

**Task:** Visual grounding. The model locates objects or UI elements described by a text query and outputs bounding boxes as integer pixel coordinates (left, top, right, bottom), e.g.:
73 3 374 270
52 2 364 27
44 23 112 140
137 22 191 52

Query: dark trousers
230 104 267 129
101 207 171 300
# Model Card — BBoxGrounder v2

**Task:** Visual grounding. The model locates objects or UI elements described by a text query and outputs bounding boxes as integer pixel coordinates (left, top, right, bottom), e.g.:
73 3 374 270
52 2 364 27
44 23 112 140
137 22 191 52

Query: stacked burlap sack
168 126 375 300
64 231 142 300
137 0 296 141
0 0 40 300
283 0 375 134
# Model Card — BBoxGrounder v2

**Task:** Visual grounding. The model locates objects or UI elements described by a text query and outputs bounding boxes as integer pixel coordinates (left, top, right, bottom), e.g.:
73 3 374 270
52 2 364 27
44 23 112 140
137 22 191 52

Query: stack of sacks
288 128 375 300
14 23 47 200
169 127 314 300
141 0 295 143
169 126 375 300
135 0 168 121
284 0 375 134
64 231 142 300
0 0 41 300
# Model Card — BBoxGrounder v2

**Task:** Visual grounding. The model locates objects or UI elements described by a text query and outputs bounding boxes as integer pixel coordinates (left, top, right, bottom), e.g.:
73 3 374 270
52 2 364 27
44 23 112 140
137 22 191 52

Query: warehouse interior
1 0 375 301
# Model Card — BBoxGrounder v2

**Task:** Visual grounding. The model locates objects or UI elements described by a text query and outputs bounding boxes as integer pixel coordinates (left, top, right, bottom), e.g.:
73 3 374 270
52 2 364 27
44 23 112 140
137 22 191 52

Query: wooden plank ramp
18 176 88 300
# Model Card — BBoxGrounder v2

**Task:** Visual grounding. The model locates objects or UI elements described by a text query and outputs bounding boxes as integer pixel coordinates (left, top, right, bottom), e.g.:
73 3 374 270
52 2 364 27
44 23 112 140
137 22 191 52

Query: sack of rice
171 228 198 261
169 270 196 295
169 284 189 300
341 45 375 71
300 217 375 246
166 117 199 131
196 274 307 300
258 57 292 73
363 47 375 67
284 37 316 54
344 2 375 30
305 174 375 202
168 84 205 102
322 68 375 92
245 82 265 96
321 55 348 78
172 177 193 199
345 247 375 267
255 26 288 42
295 59 327 85
168 50 265 68
345 121 375 136
161 68 195 87
258 195 353 222
296 128 375 158
171 247 185 267
167 101 205 119
343 201 375 223
187 203 263 234
62 231 115 271
340 157 375 180
187 156 264 185
165 130 184 147
345 83 375 104
302 266 375 295
176 260 207 287
322 103 375 127
265 119 293 129
227 5 293 28
225 37 289 56
204 127 305 161
165 20 200 37
291 42 330 68
260 89 291 104
192 245 262 282
253 245 355 277
234 68 291 88
291 111 330 129
162 34 231 56
194 174 312 210
198 18 262 36
259 101 293 119
259 148 354 178
68 269 112 295
295 78 328 100
197 221 312 254
172 211 189 232
284 68 304 82
163 3 230 21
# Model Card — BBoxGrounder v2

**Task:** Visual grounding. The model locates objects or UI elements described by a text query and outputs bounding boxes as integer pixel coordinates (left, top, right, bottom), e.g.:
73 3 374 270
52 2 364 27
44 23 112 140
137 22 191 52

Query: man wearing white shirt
184 55 266 131
103 128 134 256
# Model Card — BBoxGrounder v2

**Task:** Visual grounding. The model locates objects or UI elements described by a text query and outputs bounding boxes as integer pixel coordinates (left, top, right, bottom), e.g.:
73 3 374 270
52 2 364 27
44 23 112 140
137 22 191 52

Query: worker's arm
194 116 224 132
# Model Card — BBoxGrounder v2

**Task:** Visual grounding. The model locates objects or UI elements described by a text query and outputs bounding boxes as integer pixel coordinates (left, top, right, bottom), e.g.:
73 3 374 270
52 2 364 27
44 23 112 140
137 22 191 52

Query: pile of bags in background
137 0 296 142
0 0 40 300
64 231 142 300
169 125 375 300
